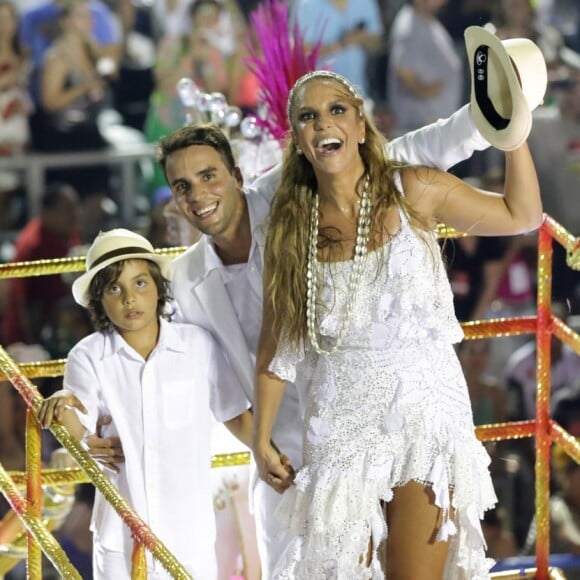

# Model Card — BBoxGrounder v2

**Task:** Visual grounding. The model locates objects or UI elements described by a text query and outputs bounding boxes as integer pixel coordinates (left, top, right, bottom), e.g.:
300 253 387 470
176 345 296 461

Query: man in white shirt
92 106 490 577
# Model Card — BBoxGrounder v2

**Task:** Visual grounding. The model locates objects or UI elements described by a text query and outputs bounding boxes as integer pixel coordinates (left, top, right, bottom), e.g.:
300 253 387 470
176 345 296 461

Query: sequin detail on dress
270 181 497 579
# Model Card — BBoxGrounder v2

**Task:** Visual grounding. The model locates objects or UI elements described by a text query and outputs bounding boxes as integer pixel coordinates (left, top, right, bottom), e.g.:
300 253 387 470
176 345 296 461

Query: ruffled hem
272 431 497 579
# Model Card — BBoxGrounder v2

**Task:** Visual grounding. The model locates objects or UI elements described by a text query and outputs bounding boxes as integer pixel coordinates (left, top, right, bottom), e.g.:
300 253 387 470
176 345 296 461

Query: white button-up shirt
65 319 249 579
203 203 263 364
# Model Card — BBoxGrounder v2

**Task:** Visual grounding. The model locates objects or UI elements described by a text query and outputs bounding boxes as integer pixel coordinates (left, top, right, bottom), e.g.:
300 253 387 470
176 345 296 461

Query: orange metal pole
475 420 536 442
551 315 580 357
461 316 536 339
550 421 580 464
0 463 81 579
131 541 147 580
542 214 577 252
25 409 43 580
535 223 553 579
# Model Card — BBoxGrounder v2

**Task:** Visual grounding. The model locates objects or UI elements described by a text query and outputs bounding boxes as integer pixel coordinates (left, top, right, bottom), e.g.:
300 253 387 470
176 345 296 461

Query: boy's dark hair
157 123 237 180
87 260 172 332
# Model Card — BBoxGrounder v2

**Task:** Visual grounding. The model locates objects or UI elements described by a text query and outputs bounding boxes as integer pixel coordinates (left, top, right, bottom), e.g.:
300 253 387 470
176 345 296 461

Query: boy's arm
38 390 87 440
387 104 489 170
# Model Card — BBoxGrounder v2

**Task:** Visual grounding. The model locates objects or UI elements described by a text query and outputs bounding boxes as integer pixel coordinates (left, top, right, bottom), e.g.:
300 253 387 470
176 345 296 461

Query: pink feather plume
245 0 322 141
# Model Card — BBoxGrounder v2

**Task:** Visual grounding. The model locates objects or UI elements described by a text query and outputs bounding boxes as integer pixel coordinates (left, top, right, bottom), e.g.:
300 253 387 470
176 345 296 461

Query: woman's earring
359 138 365 145
296 146 303 155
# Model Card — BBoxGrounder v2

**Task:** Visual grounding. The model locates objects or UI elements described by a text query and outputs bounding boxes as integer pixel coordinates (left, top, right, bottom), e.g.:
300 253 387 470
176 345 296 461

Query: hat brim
465 26 532 151
72 253 173 308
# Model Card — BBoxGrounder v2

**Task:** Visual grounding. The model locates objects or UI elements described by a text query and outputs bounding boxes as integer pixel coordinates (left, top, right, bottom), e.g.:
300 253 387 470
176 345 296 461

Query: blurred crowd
0 0 580 578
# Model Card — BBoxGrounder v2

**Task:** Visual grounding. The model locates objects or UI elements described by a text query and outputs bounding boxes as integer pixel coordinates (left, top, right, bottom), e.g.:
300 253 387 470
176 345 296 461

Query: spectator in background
32 0 113 222
550 393 580 575
20 0 120 107
41 296 93 359
2 183 81 346
35 0 108 153
144 0 231 196
473 166 538 375
0 171 24 234
443 232 506 323
0 343 52 473
553 386 580 438
54 483 95 579
481 507 519 561
0 1 31 156
524 440 580 578
388 0 462 133
144 185 203 251
438 0 494 44
527 58 580 308
479 167 536 321
492 0 564 68
457 338 508 426
537 0 580 52
151 0 192 41
550 457 580 570
144 186 176 249
503 304 580 421
104 0 155 131
292 0 383 97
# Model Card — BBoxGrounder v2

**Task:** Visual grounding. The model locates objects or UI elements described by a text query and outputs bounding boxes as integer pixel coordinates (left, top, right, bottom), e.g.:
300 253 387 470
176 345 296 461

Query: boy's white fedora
72 228 172 308
465 25 548 151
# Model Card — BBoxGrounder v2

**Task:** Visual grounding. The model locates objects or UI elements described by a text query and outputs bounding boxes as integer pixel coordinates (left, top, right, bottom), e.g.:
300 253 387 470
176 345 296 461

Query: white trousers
92 542 202 580
253 477 297 580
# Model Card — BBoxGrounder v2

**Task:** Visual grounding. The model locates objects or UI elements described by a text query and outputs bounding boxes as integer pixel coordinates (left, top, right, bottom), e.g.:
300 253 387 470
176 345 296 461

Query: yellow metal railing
1 216 579 578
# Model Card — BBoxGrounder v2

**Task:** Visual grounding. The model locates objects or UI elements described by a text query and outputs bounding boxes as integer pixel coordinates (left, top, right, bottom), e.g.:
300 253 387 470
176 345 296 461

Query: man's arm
251 105 489 203
224 409 253 448
84 416 124 473
387 104 489 171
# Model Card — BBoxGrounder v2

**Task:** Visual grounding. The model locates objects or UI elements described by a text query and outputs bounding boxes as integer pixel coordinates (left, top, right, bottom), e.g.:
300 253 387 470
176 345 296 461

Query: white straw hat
464 26 548 151
72 229 172 308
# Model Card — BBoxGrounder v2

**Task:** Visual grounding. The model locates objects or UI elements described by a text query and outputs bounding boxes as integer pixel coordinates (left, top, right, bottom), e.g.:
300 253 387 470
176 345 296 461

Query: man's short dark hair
157 123 237 180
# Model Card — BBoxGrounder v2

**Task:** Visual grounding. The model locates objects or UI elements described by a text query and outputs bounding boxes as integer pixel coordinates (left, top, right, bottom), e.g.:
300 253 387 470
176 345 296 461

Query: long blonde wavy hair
265 72 427 348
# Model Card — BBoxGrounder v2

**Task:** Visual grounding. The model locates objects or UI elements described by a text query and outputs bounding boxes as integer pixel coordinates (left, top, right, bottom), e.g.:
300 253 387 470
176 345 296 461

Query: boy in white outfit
39 228 252 580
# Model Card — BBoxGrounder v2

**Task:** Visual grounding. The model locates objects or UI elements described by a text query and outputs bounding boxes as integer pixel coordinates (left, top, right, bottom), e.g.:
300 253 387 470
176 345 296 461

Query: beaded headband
286 70 363 123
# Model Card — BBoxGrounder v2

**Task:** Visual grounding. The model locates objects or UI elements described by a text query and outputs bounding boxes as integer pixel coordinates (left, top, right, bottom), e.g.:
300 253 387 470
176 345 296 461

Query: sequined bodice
313 209 463 352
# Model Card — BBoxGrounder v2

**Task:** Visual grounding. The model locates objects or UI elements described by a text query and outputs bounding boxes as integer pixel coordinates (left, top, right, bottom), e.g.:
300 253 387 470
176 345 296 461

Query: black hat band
474 45 510 131
90 247 154 270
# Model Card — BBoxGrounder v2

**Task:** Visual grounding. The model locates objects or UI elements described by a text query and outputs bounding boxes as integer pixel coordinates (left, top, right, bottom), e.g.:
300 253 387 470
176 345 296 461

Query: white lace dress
270 202 497 579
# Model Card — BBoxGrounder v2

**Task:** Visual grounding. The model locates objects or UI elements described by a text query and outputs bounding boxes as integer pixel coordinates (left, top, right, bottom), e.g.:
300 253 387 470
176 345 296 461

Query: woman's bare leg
385 481 451 580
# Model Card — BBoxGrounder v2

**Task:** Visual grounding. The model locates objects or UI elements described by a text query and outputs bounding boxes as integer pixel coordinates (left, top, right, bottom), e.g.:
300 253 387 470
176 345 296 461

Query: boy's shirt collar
100 318 187 360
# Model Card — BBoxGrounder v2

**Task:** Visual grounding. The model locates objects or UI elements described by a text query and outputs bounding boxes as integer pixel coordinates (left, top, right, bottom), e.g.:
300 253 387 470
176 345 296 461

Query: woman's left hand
254 441 295 494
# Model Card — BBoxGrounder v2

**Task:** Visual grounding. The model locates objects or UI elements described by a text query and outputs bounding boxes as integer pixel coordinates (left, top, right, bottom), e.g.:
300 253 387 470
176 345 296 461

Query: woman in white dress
252 70 542 579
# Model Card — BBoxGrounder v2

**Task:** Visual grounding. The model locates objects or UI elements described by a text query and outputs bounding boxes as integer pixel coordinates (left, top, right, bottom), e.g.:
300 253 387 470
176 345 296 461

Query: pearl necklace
306 182 371 355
